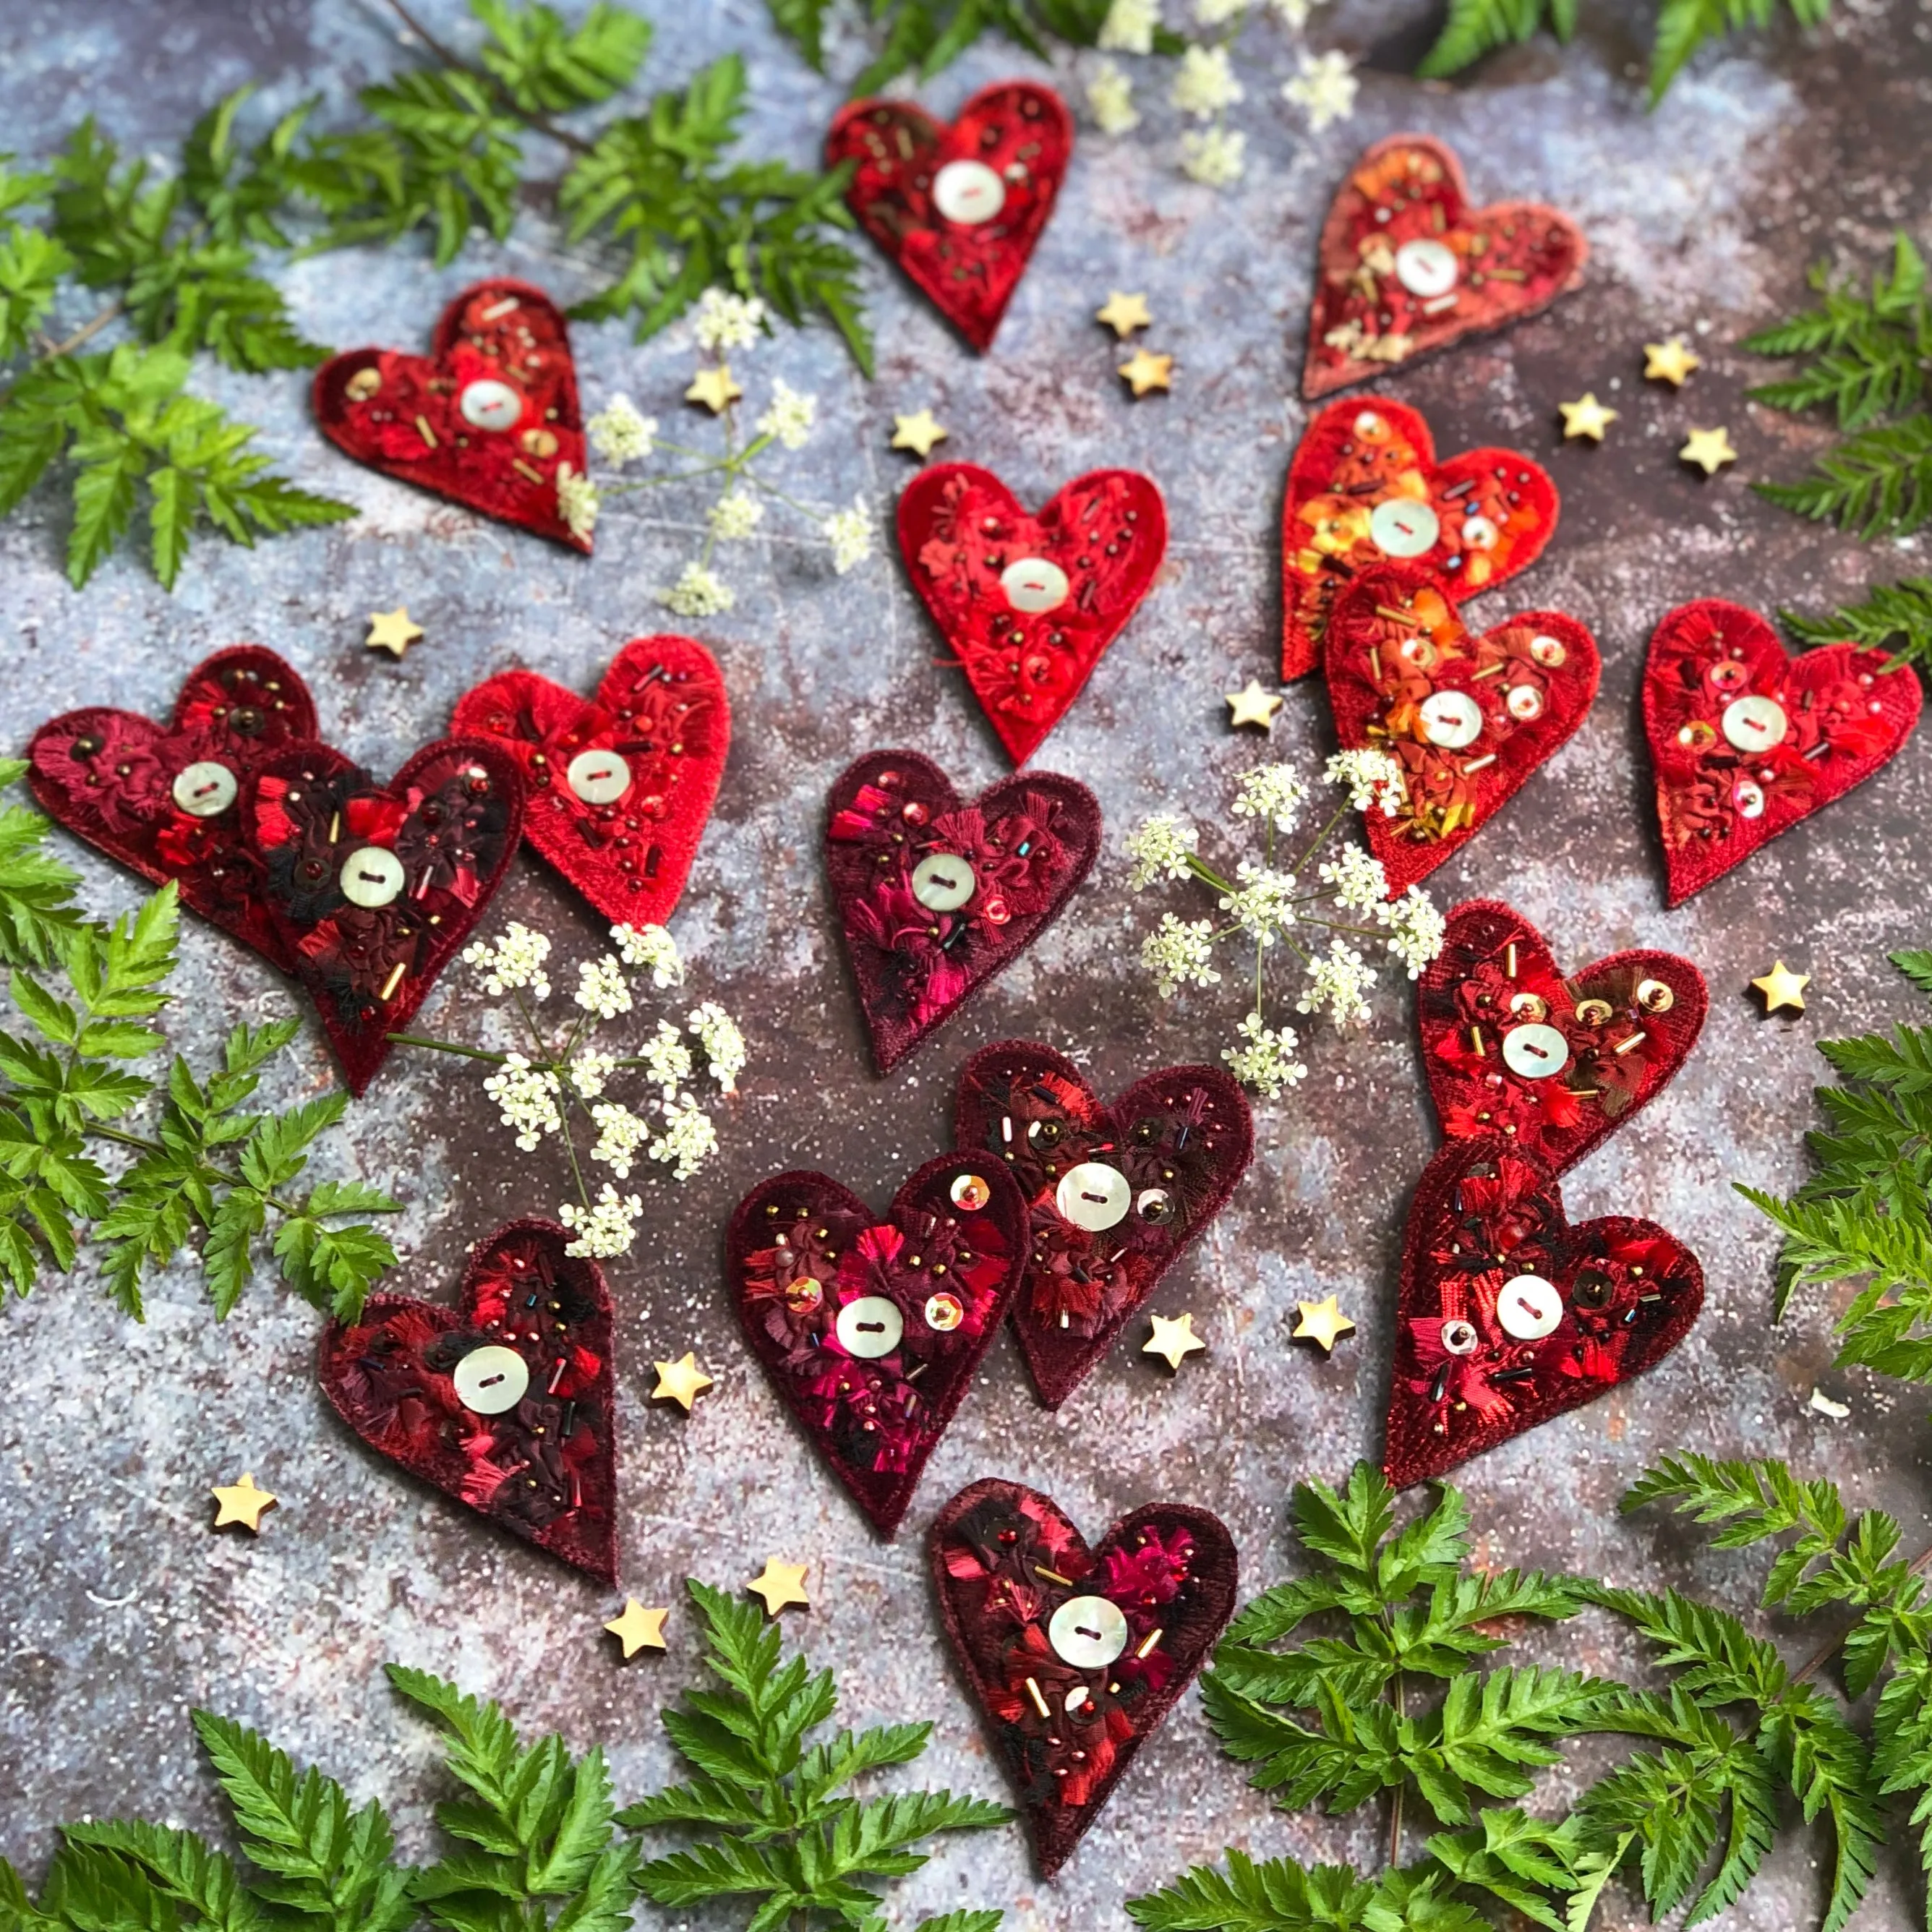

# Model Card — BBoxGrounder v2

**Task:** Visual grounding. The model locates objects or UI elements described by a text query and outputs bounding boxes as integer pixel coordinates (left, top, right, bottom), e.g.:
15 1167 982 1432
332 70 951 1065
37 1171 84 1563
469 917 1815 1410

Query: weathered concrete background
2 0 1931 1925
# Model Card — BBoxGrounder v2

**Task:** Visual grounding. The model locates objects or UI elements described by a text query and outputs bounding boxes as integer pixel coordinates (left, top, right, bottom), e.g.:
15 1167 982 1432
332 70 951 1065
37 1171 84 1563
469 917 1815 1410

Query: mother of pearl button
999 556 1069 614
1048 1594 1129 1669
458 377 523 432
1419 689 1484 748
1496 1273 1563 1341
339 845 406 908
1394 237 1460 298
566 748 632 805
931 158 1007 226
453 1343 530 1415
1056 1161 1132 1231
1721 693 1790 752
835 1294 905 1359
1368 497 1440 557
1501 1021 1570 1080
911 852 977 912
171 759 238 817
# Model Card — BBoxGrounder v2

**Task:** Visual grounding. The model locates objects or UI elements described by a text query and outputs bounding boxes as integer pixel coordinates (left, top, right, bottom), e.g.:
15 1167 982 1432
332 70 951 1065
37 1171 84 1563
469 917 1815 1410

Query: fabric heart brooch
320 1218 618 1583
954 1043 1252 1406
1304 134 1586 399
826 751 1099 1073
1385 1138 1704 1487
1281 398 1558 681
899 463 1166 765
727 1156 1029 1537
1325 563 1600 894
932 1479 1238 1875
315 278 591 551
1643 599 1921 905
453 636 730 927
829 82 1073 351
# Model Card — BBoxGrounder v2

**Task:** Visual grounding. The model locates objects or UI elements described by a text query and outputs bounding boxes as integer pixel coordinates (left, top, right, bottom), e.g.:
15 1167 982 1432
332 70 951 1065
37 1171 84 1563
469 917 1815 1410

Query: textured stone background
2 0 1931 1925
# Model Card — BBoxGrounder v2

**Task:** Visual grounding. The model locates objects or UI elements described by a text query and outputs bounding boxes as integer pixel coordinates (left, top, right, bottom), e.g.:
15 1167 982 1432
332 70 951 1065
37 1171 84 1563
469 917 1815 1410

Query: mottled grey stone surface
2 1 1931 1926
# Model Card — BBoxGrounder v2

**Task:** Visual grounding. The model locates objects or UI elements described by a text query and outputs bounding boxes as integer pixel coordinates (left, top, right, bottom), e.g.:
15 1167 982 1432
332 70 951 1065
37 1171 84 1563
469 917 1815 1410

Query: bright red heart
1280 397 1559 681
27 648 324 974
313 278 591 552
1418 901 1707 1178
1644 599 1922 907
319 1218 617 1583
931 1478 1238 1876
1304 134 1586 400
1325 563 1600 897
899 463 1166 765
243 738 524 1095
826 751 1100 1073
452 636 730 929
1385 1137 1704 1487
828 82 1073 351
727 1155 1030 1539
954 1042 1252 1407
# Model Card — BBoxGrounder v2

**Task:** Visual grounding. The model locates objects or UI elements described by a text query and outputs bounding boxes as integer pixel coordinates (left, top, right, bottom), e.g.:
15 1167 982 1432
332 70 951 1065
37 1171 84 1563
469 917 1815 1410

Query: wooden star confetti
890 409 949 458
1143 1312 1208 1372
1096 290 1153 338
1291 1296 1356 1354
1679 426 1737 476
1118 348 1174 398
1557 392 1619 442
651 1351 714 1412
747 1557 811 1617
1751 960 1811 1014
604 1598 670 1658
211 1472 277 1534
1644 337 1702 386
1225 680 1283 731
364 607 423 659
685 364 743 414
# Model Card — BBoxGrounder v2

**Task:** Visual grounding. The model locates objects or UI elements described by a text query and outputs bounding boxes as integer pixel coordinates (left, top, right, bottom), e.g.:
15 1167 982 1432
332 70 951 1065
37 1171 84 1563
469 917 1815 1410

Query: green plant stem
1791 1540 1932 1686
385 1032 507 1064
87 1120 382 1223
381 0 594 153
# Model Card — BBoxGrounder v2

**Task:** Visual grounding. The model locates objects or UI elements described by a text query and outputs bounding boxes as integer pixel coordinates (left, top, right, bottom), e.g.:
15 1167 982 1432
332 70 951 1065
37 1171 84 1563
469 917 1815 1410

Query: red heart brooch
954 1043 1253 1407
1643 599 1922 906
826 751 1100 1073
314 278 591 551
1385 1137 1704 1489
727 1156 1029 1538
320 1218 617 1583
244 739 523 1095
899 463 1166 766
1281 398 1559 681
1304 134 1586 400
828 82 1073 351
452 636 730 928
931 1479 1238 1876
27 647 323 973
1325 563 1600 896
1419 901 1707 1178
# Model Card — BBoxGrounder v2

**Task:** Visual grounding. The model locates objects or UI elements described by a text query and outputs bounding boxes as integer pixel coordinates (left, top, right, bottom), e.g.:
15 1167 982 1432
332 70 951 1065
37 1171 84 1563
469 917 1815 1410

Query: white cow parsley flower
1098 0 1161 54
612 923 683 986
1297 937 1375 1026
659 560 736 616
693 287 766 352
587 393 657 466
1126 814 1200 889
639 1017 694 1094
708 489 764 542
589 1101 651 1179
1318 843 1388 912
1231 765 1309 834
556 463 599 543
1179 126 1247 188
1378 886 1447 978
688 1001 746 1093
463 923 552 1000
1194 0 1248 22
823 497 875 574
1219 863 1299 946
567 1049 617 1098
1283 48 1359 132
756 378 817 450
1142 914 1223 998
1086 60 1140 135
560 1184 644 1258
1223 1011 1307 1098
575 954 633 1020
1171 45 1244 119
1326 747 1403 815
483 1054 563 1150
651 1093 719 1181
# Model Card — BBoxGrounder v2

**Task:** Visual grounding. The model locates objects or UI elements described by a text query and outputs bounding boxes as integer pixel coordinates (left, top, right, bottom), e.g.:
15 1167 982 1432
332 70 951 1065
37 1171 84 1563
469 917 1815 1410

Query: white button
339 846 406 908
1056 1162 1131 1231
1721 694 1789 752
1369 497 1440 557
1440 1318 1479 1355
835 1294 904 1359
459 378 523 432
1496 1274 1563 1341
453 1344 529 1415
999 557 1069 615
1505 684 1544 722
1048 1594 1129 1668
1419 690 1483 748
171 760 237 817
1733 777 1766 820
931 158 1007 226
1501 1022 1570 1080
1529 635 1568 667
566 749 632 805
1461 515 1498 551
1394 238 1459 298
911 852 977 912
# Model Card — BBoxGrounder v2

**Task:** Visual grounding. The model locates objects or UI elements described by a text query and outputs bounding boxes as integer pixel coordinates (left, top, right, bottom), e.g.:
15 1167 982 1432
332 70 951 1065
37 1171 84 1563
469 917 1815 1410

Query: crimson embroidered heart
1644 599 1922 907
1385 1137 1704 1488
319 1218 617 1583
1281 397 1559 681
828 82 1073 351
931 1478 1238 1876
27 648 323 974
1325 563 1600 896
954 1042 1252 1407
314 279 591 551
244 738 523 1095
899 463 1166 765
727 1156 1029 1538
452 636 730 928
1304 134 1586 400
826 751 1099 1073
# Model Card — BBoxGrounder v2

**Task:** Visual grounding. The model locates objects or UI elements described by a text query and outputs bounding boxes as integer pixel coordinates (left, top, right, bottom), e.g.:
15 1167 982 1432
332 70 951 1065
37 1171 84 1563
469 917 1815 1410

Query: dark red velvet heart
1385 1137 1704 1488
899 463 1167 766
826 751 1100 1074
828 82 1073 352
1281 397 1559 681
1325 563 1600 896
931 1478 1238 1876
1643 599 1922 907
27 647 323 974
451 636 730 929
1303 134 1586 400
954 1042 1252 1408
1419 900 1707 1179
319 1218 617 1583
727 1155 1030 1539
242 738 523 1095
313 278 591 552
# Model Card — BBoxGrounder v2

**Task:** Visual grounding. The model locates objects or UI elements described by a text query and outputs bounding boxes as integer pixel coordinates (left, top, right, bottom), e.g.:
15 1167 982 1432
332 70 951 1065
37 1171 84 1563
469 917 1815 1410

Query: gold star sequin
651 1352 714 1412
1292 1296 1356 1355
604 1599 670 1658
685 364 743 414
747 1558 811 1617
1644 337 1702 386
364 608 423 659
211 1472 277 1534
1144 1312 1207 1372
1679 427 1737 476
1118 348 1174 398
1095 291 1153 338
1225 680 1283 732
890 409 949 458
1751 961 1811 1014
1558 392 1619 442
